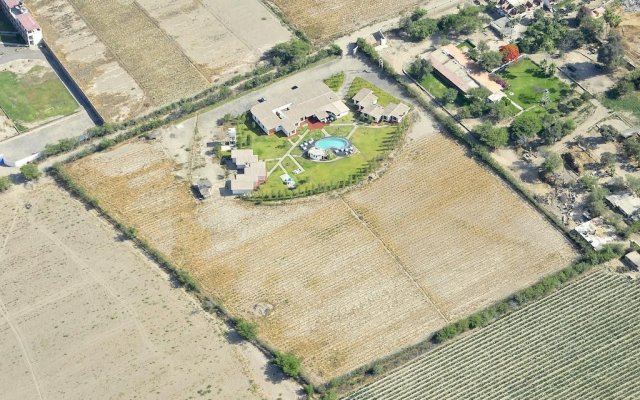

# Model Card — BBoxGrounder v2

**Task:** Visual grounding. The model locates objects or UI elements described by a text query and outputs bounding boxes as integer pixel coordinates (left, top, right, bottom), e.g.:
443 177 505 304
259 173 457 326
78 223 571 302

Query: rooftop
1 0 41 32
574 217 617 250
606 193 640 218
250 82 346 134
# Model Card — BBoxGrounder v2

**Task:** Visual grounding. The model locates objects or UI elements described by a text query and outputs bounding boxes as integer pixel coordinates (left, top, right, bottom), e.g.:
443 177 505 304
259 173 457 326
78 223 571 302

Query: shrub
500 43 520 63
235 319 258 341
321 390 338 400
274 352 302 378
20 164 41 181
0 176 10 192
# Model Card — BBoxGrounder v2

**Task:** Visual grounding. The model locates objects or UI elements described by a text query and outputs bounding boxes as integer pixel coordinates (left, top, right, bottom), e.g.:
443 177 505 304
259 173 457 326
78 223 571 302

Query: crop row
347 271 640 399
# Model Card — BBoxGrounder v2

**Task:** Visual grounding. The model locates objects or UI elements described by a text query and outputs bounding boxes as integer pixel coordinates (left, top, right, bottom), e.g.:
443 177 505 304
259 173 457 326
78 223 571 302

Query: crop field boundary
338 196 450 323
47 165 318 390
131 0 211 84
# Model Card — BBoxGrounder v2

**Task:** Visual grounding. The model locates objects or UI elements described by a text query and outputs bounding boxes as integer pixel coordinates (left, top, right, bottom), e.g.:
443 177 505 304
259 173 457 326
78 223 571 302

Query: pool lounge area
300 136 356 161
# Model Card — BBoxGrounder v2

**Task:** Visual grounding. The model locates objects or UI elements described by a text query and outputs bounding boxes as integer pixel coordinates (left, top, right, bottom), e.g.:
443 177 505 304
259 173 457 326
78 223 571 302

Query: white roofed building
0 0 42 47
250 82 349 137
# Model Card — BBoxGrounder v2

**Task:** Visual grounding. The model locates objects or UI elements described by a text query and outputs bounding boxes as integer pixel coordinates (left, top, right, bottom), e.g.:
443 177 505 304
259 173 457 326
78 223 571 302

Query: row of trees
399 6 486 41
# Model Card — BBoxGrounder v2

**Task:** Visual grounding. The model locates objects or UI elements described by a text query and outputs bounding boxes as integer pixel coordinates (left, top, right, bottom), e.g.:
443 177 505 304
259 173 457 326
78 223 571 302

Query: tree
579 15 604 43
474 123 509 148
274 352 301 378
0 176 10 192
519 12 568 53
479 50 503 71
600 151 617 173
441 88 458 104
604 7 622 28
500 43 520 63
542 151 563 173
235 319 258 341
598 33 625 70
579 174 598 191
408 57 433 79
489 98 515 121
627 174 640 196
510 112 542 144
269 39 311 66
20 164 41 181
599 124 619 142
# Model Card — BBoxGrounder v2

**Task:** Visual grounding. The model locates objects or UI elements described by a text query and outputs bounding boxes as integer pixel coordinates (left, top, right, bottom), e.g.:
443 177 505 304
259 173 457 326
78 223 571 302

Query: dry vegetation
65 130 575 382
28 0 290 121
619 12 640 65
269 0 423 42
0 184 299 399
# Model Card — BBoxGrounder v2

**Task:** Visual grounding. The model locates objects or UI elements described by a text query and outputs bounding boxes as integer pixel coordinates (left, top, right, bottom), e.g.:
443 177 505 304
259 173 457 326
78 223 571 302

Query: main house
0 0 42 47
250 82 349 137
352 88 410 123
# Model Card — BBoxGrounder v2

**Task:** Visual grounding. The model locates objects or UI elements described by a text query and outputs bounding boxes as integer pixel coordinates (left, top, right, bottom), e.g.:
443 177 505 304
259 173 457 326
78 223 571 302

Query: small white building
0 0 43 47
623 251 640 270
606 194 640 219
574 217 617 250
352 89 410 123
195 178 213 198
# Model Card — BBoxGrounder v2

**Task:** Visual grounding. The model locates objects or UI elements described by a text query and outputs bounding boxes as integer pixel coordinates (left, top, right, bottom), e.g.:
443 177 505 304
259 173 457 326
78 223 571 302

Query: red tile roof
3 0 21 8
15 12 40 32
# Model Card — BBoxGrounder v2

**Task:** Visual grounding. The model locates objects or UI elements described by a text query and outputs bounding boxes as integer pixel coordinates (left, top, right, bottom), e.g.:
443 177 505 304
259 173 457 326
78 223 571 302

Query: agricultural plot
0 184 299 399
347 270 640 400
0 60 78 131
65 123 575 382
270 0 423 42
344 134 576 320
28 0 290 121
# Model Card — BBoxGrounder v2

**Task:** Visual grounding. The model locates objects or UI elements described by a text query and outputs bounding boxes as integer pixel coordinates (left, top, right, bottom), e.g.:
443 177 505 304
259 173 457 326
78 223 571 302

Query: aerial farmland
63 107 576 382
27 0 290 121
347 270 640 400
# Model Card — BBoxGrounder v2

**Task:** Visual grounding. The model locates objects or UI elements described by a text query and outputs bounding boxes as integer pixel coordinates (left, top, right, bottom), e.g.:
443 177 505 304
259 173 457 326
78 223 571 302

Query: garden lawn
255 125 398 197
347 77 401 107
324 124 355 137
602 92 640 121
0 65 78 126
235 116 292 160
323 72 345 92
421 73 449 99
500 58 570 109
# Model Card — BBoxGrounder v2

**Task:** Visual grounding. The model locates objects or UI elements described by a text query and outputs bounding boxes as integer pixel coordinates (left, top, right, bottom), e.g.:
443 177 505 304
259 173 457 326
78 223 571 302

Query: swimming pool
314 137 350 150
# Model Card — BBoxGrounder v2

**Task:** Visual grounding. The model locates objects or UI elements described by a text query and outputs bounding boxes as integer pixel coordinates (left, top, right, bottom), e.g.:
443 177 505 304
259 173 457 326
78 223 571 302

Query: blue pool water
314 137 350 150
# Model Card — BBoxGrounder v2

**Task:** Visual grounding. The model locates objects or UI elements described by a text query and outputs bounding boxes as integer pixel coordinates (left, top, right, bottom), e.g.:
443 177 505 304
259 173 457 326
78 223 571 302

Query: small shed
623 251 640 270
620 127 639 139
605 194 640 219
196 178 213 198
227 127 237 146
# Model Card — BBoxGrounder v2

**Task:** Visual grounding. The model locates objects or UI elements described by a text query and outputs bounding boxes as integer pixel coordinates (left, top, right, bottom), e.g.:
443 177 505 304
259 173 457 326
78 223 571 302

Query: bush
0 176 10 192
321 390 338 400
274 352 302 378
235 319 258 341
20 164 41 181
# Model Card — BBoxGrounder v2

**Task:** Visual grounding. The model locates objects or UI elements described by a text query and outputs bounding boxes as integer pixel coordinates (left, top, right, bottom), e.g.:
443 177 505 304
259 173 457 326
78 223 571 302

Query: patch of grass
601 92 640 121
323 72 346 92
335 112 355 124
323 124 354 137
500 59 570 109
346 77 400 107
457 39 475 50
421 72 449 99
255 126 397 198
235 115 291 160
0 65 78 125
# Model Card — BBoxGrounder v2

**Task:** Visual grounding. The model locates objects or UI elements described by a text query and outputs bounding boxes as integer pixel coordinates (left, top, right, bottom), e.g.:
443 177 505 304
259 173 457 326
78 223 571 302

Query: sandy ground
0 110 17 142
28 0 290 122
65 105 576 382
619 12 640 65
0 183 300 400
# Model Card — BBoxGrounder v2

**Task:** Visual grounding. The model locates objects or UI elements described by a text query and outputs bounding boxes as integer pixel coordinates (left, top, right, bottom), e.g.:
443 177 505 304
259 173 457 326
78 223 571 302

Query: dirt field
28 0 290 121
65 118 576 382
0 184 300 399
619 12 640 65
268 0 425 42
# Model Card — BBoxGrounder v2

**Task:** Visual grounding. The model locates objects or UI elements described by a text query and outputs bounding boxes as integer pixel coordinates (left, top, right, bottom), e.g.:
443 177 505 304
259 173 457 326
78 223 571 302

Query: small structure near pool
302 136 355 161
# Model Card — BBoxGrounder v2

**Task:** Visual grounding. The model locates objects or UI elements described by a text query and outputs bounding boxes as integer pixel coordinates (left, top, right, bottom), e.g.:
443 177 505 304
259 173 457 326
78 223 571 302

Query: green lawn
255 125 398 198
323 124 355 137
235 116 292 160
346 77 401 107
457 40 475 50
500 59 570 109
0 65 78 127
602 92 640 121
421 72 449 99
323 72 345 92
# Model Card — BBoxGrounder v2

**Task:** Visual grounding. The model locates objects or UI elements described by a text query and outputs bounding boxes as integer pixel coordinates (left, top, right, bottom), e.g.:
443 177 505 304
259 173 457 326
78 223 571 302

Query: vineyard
270 0 423 42
345 134 576 320
347 270 640 399
65 131 575 382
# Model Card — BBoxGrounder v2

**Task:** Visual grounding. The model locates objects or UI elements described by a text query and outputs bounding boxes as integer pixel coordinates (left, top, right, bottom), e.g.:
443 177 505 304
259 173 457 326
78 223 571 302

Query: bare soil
65 117 576 382
0 183 300 399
